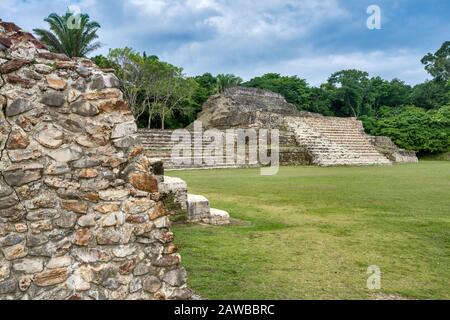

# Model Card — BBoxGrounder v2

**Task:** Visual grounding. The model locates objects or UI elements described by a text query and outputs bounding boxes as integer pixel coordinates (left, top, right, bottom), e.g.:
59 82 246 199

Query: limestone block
209 208 231 226
160 176 188 209
6 98 33 117
187 194 210 222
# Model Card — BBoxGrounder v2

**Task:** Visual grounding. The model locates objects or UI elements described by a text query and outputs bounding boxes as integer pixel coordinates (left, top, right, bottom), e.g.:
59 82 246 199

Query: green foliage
244 73 311 110
362 106 450 154
215 74 243 93
101 47 198 129
34 12 101 57
421 41 450 81
91 54 118 70
410 79 450 110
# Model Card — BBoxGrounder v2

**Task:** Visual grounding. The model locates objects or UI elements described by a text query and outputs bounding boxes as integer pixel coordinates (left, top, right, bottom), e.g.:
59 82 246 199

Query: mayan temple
0 20 196 300
140 87 418 169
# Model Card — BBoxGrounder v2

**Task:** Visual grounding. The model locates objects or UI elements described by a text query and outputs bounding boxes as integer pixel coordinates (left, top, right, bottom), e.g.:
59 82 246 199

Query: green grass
169 162 450 300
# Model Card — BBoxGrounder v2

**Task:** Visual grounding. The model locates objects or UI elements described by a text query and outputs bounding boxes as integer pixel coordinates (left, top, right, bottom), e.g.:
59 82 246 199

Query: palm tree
215 74 243 93
33 12 101 58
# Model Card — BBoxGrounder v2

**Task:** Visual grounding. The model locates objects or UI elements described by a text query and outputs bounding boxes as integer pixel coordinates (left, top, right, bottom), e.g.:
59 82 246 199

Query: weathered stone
2 243 28 260
34 268 68 287
209 208 231 226
143 276 162 293
26 209 58 221
70 100 99 117
27 233 49 247
0 278 17 294
162 268 187 287
6 74 33 88
0 180 14 198
74 228 92 246
153 216 171 229
0 195 18 209
13 258 44 274
0 21 189 300
30 219 53 232
96 228 121 245
79 168 98 179
34 64 53 74
128 172 158 193
37 51 71 61
35 125 64 149
18 275 33 291
187 194 210 222
123 198 154 215
48 146 83 163
54 211 78 229
0 95 7 111
8 149 42 162
75 135 98 148
45 75 67 90
113 136 138 149
152 255 180 268
46 256 71 269
6 129 30 149
90 74 120 91
82 88 122 100
98 100 129 113
2 170 42 187
75 66 91 78
55 61 76 69
72 248 112 264
77 214 96 228
0 58 29 74
111 121 137 139
44 162 70 175
99 212 125 228
6 98 33 117
41 92 65 107
149 202 168 221
94 203 120 214
66 269 91 291
44 177 80 190
119 259 138 275
129 278 142 294
60 201 88 215
99 190 130 201
14 223 28 233
0 261 10 282
0 233 24 246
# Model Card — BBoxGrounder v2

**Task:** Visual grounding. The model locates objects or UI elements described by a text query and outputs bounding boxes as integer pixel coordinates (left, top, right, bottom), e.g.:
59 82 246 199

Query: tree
421 41 450 82
34 12 101 58
105 48 198 129
363 105 450 154
244 73 311 110
215 74 242 93
326 70 371 117
411 80 450 110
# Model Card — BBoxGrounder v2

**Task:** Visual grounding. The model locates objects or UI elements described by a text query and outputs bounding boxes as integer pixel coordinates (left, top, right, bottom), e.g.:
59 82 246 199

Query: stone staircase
138 129 300 170
284 117 392 166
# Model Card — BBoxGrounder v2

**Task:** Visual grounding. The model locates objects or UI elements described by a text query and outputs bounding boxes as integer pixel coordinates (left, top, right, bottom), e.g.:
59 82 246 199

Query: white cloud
0 0 433 86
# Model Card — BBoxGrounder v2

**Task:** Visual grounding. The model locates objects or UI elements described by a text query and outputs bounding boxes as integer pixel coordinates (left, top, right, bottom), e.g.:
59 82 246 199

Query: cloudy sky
1 0 449 85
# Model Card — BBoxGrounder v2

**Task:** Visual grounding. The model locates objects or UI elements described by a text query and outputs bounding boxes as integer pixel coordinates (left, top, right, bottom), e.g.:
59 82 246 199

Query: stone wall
0 21 193 300
369 136 419 163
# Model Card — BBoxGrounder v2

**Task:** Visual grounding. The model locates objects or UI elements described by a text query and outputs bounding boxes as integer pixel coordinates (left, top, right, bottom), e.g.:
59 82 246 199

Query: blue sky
1 0 449 85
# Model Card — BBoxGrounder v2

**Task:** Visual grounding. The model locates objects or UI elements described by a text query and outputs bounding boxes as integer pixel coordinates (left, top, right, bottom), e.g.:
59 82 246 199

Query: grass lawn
169 162 450 300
